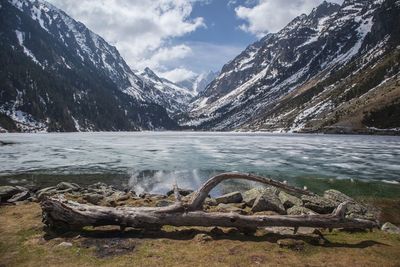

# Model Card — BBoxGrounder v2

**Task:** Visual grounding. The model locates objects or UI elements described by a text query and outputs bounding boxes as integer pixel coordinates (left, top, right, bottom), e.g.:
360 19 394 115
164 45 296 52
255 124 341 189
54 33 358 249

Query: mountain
177 71 219 94
139 67 195 116
185 0 400 134
0 0 177 132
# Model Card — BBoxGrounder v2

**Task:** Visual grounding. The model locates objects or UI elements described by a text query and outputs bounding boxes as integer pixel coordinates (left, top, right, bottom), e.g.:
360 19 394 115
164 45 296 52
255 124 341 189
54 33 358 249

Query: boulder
7 191 30 203
323 189 368 217
166 188 194 197
381 222 400 234
301 195 337 214
88 182 108 190
56 182 80 191
323 189 354 203
155 200 174 207
278 191 302 209
251 190 286 214
286 206 317 215
242 188 266 206
83 193 104 205
204 197 218 206
36 187 58 200
215 191 243 204
0 186 21 201
110 192 131 202
242 187 279 207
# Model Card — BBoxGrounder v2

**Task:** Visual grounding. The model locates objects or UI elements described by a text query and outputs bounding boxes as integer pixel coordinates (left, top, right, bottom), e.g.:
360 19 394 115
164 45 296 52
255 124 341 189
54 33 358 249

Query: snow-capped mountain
185 0 400 134
0 0 178 132
177 71 219 94
139 67 195 115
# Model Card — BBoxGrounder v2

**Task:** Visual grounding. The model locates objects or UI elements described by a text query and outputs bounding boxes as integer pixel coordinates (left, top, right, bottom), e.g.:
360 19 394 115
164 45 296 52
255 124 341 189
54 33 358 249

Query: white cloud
155 38 245 82
153 42 244 78
137 44 193 70
235 0 344 36
47 0 206 71
159 67 197 83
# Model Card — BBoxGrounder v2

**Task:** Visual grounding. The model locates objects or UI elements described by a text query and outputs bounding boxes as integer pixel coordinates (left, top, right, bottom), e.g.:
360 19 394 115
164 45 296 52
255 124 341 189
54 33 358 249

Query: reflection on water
0 132 399 196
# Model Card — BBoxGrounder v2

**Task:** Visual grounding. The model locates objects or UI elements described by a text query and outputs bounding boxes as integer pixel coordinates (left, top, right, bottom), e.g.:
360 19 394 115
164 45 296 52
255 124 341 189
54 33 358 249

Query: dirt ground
1 203 400 267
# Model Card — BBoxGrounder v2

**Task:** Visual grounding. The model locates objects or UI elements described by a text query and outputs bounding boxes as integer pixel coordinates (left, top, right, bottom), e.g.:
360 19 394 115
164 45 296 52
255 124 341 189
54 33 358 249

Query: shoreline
1 129 400 136
1 180 400 267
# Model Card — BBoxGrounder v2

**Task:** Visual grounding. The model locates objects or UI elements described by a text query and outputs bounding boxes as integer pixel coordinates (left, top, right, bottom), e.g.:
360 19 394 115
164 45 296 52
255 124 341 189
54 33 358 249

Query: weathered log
41 173 378 231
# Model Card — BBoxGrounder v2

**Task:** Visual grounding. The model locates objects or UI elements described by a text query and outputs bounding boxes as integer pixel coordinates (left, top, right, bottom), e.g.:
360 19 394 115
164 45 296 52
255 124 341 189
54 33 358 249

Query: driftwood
41 173 378 231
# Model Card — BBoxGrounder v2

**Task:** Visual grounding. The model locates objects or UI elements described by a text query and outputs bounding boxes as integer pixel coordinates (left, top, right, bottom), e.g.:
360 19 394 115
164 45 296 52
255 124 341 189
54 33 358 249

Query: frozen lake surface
1 132 399 196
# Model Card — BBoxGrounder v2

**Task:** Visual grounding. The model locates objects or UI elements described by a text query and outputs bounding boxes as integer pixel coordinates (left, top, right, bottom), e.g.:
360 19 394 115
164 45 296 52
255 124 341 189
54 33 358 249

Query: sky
47 0 344 82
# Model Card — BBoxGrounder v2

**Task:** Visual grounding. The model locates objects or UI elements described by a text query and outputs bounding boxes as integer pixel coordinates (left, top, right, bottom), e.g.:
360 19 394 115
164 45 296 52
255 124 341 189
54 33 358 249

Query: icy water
0 132 400 197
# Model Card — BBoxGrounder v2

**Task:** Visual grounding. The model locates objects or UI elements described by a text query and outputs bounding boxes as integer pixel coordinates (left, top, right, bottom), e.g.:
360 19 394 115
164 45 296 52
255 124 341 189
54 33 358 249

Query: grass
1 203 400 267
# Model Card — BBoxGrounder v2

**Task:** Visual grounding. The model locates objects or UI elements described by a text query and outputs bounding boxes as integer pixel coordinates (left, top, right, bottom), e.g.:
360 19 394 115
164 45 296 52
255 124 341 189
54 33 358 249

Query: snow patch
15 30 43 67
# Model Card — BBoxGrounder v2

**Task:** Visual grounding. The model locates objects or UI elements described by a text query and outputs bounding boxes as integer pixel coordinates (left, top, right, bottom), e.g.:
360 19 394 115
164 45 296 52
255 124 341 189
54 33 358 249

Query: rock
251 190 286 214
381 222 400 234
111 192 131 202
36 187 58 200
7 191 30 203
301 195 337 214
287 206 317 215
215 191 243 204
242 188 269 206
56 182 80 191
139 193 166 200
277 239 305 250
323 189 353 203
166 188 194 197
194 233 212 243
57 242 73 248
83 193 104 205
323 189 369 217
204 197 218 206
88 182 108 189
0 186 21 201
155 200 174 207
278 191 302 209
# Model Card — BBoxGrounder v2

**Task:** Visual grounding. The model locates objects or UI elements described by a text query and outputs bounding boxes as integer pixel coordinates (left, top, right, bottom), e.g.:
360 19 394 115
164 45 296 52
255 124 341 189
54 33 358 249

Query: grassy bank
1 203 400 267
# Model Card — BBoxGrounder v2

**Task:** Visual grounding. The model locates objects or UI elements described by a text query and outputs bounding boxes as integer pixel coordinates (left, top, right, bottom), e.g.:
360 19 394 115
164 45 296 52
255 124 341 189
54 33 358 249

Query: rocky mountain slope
185 0 400 134
139 68 195 116
177 71 219 94
0 0 181 132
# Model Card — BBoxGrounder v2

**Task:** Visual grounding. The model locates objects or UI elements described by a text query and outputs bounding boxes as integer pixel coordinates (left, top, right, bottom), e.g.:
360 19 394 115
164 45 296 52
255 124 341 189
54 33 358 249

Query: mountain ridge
183 0 400 134
0 0 191 132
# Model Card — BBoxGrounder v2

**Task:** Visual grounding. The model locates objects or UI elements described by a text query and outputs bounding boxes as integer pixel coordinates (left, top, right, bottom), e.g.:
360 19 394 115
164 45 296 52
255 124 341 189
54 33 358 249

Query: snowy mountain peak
1 0 179 131
177 71 219 94
139 67 195 115
184 0 399 133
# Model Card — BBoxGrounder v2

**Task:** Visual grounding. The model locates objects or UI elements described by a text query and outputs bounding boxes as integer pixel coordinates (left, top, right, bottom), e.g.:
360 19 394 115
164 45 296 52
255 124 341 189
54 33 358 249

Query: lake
1 132 400 197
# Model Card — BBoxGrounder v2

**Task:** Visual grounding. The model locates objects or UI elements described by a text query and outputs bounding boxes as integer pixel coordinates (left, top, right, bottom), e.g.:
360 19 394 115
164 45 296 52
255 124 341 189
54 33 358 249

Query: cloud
159 68 197 83
137 44 193 70
235 0 344 36
157 42 244 82
47 0 206 71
